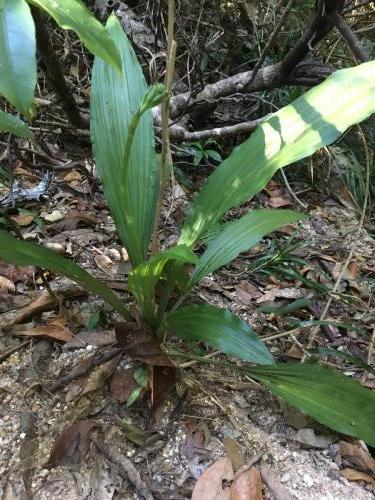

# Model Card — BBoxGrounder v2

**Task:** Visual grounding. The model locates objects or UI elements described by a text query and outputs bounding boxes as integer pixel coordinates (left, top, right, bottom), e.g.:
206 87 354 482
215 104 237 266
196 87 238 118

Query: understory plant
0 2 375 446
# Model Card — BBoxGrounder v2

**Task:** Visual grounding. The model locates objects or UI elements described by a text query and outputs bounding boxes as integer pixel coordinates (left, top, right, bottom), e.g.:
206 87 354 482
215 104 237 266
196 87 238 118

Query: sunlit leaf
0 0 36 117
179 61 375 246
0 110 35 141
166 304 274 365
246 363 375 446
0 230 131 319
91 16 157 266
27 0 121 70
129 245 198 324
188 209 303 288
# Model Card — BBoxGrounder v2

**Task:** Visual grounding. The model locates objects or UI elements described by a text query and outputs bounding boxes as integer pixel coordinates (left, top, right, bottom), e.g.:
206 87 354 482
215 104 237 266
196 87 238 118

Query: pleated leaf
179 61 375 247
91 15 157 266
27 0 121 70
166 304 274 365
0 110 35 141
246 363 375 446
0 0 36 117
0 230 131 319
129 245 198 323
188 209 303 288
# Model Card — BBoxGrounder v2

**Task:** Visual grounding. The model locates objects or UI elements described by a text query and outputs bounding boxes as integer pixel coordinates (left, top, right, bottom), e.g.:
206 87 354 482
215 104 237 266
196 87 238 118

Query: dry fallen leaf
224 437 245 472
235 281 261 304
115 322 174 367
192 456 234 500
110 368 138 404
338 441 375 474
0 287 85 328
47 419 99 467
267 197 292 208
0 276 15 295
80 355 121 396
64 329 116 349
11 324 74 343
10 213 34 226
257 287 304 303
289 428 332 449
340 468 375 484
61 169 82 183
231 466 263 500
0 261 34 282
51 209 97 232
150 364 176 413
260 463 293 500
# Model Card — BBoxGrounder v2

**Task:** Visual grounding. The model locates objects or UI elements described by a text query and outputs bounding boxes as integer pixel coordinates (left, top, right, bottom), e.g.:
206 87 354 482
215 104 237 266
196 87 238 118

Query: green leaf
0 110 35 141
246 363 375 446
0 230 131 319
91 16 157 266
166 304 274 365
126 386 143 408
179 61 375 247
0 0 36 116
128 245 198 324
206 150 222 162
27 0 121 71
189 209 303 288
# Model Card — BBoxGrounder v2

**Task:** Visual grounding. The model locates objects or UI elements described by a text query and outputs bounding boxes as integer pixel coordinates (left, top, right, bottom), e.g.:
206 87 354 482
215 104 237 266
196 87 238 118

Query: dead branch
166 115 270 142
163 61 333 123
280 0 345 77
32 8 89 130
329 11 370 62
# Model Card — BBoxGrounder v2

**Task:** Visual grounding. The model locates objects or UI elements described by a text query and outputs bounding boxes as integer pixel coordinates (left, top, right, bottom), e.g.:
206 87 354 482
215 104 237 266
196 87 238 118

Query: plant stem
121 109 143 191
150 0 177 256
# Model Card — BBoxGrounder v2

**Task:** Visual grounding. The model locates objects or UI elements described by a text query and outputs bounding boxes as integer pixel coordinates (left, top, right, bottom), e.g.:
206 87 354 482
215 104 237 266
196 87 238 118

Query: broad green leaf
246 363 375 446
189 209 303 288
91 16 157 266
0 110 35 141
0 230 131 319
0 0 36 116
166 304 274 365
128 245 198 324
179 62 375 247
27 0 121 71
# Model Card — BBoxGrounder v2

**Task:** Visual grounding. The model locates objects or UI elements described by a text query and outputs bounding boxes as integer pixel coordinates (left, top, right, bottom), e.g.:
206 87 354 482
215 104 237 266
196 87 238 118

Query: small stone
220 424 241 439
234 392 250 408
107 248 121 261
303 474 314 487
281 473 291 483
45 242 65 254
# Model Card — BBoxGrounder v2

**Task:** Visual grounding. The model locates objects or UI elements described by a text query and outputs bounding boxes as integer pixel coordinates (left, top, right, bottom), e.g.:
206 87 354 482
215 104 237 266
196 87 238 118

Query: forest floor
0 139 374 499
1 2 375 499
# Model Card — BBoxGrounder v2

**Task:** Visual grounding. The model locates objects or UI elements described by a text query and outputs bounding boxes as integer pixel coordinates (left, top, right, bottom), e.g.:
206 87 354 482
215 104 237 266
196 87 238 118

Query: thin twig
280 168 308 209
